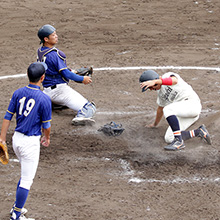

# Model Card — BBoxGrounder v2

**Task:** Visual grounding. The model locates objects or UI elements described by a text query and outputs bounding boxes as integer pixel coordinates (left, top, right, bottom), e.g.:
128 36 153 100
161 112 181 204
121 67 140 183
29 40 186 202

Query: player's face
45 31 58 46
149 84 161 91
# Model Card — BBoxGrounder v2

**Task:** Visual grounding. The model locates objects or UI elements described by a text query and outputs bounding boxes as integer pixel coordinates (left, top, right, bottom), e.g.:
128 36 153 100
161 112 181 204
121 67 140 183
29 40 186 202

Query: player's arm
41 126 51 147
0 119 11 144
0 95 15 144
146 106 164 128
41 121 51 147
61 69 92 85
41 97 52 147
141 76 178 89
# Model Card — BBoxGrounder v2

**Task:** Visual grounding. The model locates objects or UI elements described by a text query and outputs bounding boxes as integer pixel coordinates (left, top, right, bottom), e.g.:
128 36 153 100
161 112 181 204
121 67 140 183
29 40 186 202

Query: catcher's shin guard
76 101 96 118
72 102 96 126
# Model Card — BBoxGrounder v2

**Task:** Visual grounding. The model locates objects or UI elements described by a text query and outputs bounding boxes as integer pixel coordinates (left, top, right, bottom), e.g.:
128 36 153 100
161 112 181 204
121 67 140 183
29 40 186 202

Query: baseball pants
43 83 88 112
12 131 41 190
163 99 202 143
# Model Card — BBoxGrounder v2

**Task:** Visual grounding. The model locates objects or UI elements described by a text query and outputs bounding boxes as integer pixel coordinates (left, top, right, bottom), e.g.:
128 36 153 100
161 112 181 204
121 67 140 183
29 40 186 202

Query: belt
50 85 57 90
44 83 66 90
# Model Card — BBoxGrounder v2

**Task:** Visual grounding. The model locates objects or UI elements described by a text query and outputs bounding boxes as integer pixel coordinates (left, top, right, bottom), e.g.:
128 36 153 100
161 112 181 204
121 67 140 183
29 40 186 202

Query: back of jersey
7 84 51 136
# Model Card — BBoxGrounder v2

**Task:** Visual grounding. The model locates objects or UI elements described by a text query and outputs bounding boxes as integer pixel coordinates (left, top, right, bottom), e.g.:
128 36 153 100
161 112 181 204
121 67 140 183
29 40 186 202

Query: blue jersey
4 84 52 136
37 46 69 87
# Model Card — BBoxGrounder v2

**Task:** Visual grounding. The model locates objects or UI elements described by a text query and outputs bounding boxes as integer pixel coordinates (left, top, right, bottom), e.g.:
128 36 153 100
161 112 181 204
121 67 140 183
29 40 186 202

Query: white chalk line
0 66 220 80
96 110 150 115
93 66 220 71
128 176 220 184
3 66 220 184
118 159 220 185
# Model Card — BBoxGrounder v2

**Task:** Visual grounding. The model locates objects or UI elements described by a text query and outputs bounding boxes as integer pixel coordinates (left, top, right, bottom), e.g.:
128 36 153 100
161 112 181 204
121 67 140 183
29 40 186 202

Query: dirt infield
1 0 220 219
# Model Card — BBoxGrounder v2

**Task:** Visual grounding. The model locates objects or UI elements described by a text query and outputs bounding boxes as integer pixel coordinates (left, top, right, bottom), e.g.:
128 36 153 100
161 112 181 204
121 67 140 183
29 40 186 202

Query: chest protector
37 47 68 83
37 47 66 63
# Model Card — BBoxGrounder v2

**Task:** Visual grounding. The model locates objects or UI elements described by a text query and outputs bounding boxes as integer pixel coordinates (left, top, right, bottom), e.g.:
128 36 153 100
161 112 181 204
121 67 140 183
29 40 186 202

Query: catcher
139 70 212 151
37 24 96 126
0 62 52 220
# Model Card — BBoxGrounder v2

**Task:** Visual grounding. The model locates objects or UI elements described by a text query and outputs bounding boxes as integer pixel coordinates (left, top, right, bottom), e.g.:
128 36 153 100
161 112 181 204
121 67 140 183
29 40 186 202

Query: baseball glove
76 67 93 77
0 142 9 165
98 121 125 136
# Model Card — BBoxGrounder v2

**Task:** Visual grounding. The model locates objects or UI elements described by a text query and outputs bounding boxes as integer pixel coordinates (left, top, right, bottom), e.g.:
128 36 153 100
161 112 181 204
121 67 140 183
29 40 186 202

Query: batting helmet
139 70 159 92
38 24 56 44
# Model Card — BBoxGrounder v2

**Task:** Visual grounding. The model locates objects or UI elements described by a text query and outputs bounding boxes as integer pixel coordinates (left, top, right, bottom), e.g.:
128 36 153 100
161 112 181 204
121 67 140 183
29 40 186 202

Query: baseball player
0 62 52 220
37 24 96 126
139 70 212 150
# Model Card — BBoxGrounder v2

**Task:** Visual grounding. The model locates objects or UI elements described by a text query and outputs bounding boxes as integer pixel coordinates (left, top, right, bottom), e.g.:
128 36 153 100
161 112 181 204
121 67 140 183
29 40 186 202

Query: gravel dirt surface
1 0 220 219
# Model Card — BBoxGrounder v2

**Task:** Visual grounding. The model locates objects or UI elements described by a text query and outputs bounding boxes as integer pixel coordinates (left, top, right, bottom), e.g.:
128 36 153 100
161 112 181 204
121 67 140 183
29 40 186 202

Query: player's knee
19 179 33 190
164 133 174 144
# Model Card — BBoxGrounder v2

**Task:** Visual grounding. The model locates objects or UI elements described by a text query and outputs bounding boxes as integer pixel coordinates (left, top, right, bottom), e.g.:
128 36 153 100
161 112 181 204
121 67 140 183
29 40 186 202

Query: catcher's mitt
98 121 125 136
76 67 93 77
0 142 9 165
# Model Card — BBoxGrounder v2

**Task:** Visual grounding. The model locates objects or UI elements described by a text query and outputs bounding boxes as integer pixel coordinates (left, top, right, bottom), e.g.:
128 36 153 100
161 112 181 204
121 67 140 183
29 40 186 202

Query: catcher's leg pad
72 102 96 126
76 101 96 118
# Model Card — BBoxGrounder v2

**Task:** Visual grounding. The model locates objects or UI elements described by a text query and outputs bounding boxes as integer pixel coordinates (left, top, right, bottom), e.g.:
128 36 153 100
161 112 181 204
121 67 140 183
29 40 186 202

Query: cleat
11 213 35 220
18 214 35 220
164 138 185 151
72 117 95 126
198 124 212 145
10 205 28 216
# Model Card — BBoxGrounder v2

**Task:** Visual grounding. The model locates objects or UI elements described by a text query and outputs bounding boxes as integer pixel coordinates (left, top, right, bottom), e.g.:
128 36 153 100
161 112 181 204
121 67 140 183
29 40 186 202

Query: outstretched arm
146 106 164 128
61 69 92 85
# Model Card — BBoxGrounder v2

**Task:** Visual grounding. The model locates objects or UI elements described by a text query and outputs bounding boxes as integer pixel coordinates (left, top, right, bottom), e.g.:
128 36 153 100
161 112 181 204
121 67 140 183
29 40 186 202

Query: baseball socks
164 115 185 150
10 179 29 220
181 124 212 144
166 115 183 143
181 129 199 140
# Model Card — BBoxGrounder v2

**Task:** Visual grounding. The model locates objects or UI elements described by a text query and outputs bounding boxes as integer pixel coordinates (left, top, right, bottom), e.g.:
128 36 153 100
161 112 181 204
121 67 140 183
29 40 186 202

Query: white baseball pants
163 99 202 143
12 131 41 190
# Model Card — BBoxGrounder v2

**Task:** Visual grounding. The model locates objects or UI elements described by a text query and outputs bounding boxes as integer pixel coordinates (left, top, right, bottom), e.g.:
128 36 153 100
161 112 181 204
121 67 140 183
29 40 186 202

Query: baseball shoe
18 214 35 220
10 213 34 220
164 138 185 151
198 124 212 145
72 117 95 126
10 205 28 216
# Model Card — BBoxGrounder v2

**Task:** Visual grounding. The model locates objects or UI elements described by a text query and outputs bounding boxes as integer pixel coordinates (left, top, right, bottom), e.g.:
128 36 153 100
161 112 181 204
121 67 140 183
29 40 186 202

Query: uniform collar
27 84 40 90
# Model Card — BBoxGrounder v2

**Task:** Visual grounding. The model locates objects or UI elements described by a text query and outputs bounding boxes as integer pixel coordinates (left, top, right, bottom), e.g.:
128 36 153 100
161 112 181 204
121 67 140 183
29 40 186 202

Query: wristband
161 77 172 85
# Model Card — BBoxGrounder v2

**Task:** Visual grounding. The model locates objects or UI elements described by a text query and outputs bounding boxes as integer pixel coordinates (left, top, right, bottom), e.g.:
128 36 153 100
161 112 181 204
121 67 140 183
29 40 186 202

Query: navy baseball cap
27 62 48 80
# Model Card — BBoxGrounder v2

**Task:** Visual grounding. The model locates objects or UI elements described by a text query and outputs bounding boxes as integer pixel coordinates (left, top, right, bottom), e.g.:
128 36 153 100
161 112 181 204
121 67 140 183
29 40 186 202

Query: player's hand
41 136 50 147
145 123 157 128
0 137 6 145
82 76 92 84
140 80 156 90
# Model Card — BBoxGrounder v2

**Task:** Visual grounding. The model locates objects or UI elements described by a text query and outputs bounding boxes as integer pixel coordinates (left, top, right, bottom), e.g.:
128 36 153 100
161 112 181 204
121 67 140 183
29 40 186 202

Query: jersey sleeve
41 95 52 126
61 69 84 82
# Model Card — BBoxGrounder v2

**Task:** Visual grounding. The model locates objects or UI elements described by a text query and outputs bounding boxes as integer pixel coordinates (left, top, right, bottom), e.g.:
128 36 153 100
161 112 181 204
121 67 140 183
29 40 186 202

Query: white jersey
157 72 200 107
